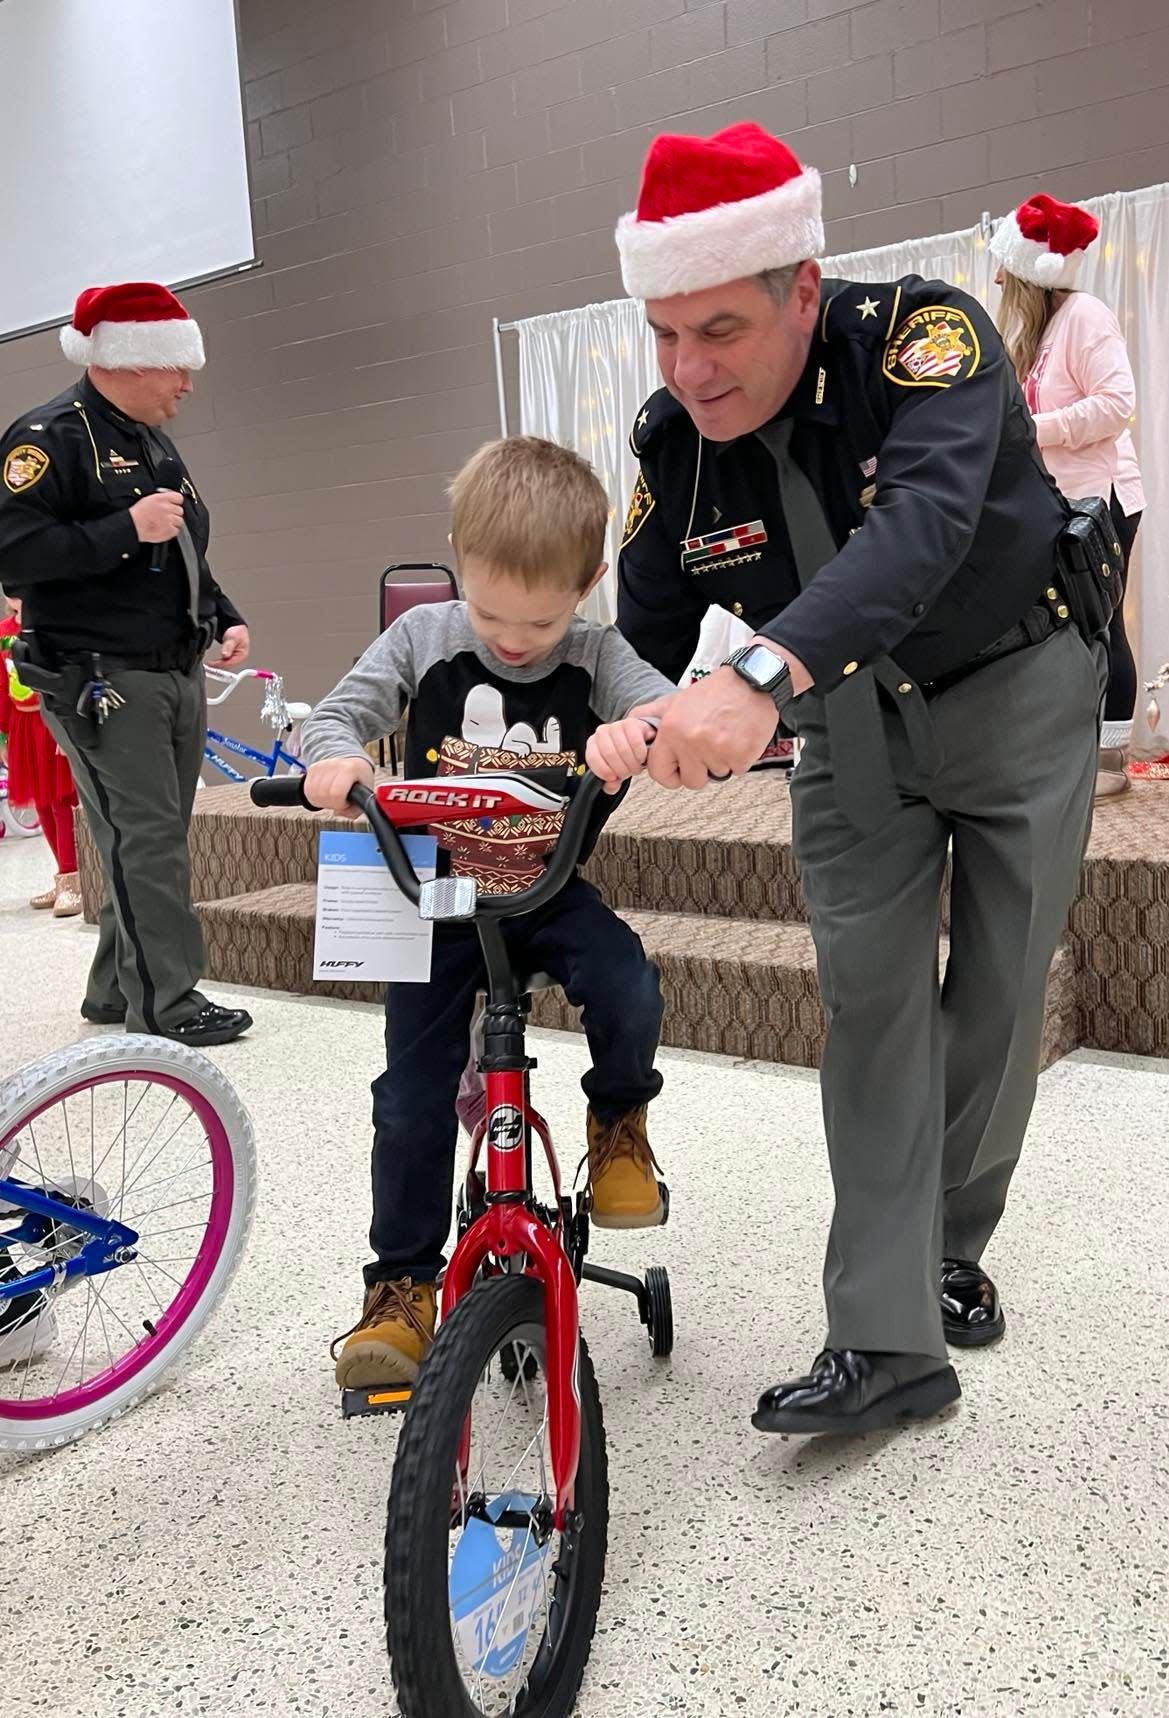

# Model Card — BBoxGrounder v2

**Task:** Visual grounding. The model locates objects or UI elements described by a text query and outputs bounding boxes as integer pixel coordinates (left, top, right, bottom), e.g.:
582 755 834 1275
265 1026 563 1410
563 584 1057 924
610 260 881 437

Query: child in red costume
0 595 82 915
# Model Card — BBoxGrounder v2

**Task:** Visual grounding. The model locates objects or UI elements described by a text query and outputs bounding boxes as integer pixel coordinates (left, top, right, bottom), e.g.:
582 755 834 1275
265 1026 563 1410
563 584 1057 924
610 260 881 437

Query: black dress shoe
80 1001 126 1025
941 1258 1005 1347
753 1349 960 1435
161 1003 253 1047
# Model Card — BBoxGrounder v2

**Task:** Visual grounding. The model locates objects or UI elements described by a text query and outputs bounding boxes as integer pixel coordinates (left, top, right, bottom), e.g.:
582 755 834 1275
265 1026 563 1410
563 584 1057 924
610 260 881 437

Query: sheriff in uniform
613 125 1104 1434
0 282 253 1046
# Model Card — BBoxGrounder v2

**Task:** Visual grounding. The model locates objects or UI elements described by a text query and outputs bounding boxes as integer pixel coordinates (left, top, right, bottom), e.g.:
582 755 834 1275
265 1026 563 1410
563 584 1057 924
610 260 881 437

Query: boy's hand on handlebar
586 715 657 795
303 754 374 816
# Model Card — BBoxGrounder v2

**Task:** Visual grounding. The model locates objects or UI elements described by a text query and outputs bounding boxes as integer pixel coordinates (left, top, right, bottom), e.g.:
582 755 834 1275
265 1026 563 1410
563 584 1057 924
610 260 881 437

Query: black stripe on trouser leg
66 742 161 1035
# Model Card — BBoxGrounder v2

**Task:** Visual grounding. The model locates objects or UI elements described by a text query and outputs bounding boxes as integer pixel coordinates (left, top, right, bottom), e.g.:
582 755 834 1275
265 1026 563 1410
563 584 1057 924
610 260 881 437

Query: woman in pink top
993 193 1144 799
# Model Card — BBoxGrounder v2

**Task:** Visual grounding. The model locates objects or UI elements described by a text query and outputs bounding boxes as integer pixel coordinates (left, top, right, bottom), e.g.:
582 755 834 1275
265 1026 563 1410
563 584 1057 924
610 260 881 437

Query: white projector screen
0 0 256 342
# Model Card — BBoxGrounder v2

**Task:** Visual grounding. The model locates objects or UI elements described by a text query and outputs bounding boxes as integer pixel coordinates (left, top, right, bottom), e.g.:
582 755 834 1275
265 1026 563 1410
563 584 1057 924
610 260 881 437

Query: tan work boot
53 872 83 917
584 1105 664 1229
1095 746 1130 800
30 874 60 910
332 1277 437 1389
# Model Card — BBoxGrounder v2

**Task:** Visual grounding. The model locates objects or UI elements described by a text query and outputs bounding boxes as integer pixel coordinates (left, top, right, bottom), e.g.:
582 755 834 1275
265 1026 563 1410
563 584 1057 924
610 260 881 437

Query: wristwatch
724 642 793 712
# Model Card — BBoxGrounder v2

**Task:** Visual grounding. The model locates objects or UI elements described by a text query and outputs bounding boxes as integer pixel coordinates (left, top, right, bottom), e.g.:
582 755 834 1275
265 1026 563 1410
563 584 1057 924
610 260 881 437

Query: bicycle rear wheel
0 1036 256 1449
385 1275 608 1718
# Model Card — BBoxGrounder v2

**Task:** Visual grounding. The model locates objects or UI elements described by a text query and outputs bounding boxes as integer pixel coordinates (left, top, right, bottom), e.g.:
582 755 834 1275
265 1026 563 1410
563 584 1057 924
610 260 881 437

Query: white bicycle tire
2 798 42 838
0 1035 256 1450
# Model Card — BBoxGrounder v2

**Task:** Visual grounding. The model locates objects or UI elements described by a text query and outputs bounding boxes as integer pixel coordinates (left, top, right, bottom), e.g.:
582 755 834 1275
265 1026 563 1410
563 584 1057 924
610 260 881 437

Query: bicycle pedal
340 1383 413 1419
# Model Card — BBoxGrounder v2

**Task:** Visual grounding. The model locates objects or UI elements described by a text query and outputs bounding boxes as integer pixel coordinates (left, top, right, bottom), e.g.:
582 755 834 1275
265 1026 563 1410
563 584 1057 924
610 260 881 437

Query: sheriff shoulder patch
621 466 655 548
3 443 51 494
883 307 980 389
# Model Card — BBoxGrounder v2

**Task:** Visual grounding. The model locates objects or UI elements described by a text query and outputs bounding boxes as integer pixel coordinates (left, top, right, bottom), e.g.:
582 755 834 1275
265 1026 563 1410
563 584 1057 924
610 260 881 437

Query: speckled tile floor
2 830 1168 1718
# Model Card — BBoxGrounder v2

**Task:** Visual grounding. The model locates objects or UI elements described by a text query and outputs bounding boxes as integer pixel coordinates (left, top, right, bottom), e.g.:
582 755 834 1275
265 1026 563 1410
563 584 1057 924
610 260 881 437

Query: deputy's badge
859 484 876 509
621 466 655 548
681 519 767 574
3 444 50 494
883 307 980 388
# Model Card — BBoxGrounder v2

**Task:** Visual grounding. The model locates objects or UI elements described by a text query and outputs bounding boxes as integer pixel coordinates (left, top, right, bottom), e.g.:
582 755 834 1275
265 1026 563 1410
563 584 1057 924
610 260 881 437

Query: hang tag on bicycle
314 829 437 983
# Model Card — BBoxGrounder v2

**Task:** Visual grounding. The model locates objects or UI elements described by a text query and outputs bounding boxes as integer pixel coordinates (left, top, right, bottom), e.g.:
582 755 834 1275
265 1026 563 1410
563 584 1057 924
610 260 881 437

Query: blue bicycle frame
203 728 306 784
0 1180 137 1298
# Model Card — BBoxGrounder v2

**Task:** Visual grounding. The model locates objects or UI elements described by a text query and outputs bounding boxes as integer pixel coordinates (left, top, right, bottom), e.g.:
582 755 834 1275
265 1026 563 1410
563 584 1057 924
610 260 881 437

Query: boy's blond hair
447 436 610 591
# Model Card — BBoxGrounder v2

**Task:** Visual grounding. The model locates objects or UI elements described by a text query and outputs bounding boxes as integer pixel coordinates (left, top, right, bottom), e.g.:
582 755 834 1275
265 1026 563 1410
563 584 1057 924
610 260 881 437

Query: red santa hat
60 282 205 371
616 122 823 301
990 194 1099 290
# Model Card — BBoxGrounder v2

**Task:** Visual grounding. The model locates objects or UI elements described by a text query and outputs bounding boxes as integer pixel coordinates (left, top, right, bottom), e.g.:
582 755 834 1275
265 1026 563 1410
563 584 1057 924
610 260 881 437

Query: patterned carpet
74 771 1169 1064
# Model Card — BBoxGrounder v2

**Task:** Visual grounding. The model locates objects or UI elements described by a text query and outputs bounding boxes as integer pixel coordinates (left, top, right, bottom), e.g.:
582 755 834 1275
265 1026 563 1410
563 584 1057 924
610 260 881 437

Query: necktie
142 432 202 630
756 417 901 832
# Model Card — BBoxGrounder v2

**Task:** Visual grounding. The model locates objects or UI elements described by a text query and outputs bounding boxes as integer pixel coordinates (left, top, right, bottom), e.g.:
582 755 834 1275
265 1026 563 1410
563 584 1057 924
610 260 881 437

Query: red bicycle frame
377 774 588 1529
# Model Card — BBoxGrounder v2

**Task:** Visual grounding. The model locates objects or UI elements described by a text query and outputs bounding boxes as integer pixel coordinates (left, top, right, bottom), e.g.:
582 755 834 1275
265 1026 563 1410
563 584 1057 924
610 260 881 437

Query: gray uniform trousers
41 667 208 1034
789 622 1105 1361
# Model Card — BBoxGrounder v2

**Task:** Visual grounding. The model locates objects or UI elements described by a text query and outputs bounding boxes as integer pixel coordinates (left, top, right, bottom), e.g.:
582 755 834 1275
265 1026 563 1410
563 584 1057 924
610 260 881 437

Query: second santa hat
616 122 823 301
60 282 205 371
991 193 1099 290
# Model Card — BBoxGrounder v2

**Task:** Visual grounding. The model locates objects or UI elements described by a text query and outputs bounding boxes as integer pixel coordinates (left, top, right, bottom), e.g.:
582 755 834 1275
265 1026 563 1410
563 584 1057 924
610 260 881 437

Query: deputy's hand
216 626 251 667
586 714 656 794
646 667 780 790
130 490 184 544
303 754 374 817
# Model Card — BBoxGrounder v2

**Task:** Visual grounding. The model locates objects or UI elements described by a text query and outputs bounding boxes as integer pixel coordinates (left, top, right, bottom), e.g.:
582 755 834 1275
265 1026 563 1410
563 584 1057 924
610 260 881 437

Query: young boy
301 437 677 1390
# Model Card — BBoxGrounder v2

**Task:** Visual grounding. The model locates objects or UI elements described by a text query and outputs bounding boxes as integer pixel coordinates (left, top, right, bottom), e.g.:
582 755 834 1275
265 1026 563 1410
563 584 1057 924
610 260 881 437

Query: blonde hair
997 271 1060 385
448 436 609 591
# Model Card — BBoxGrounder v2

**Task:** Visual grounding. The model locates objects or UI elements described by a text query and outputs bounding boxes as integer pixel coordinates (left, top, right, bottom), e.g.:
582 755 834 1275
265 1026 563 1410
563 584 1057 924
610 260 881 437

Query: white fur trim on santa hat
60 316 206 371
990 210 1083 290
617 169 823 301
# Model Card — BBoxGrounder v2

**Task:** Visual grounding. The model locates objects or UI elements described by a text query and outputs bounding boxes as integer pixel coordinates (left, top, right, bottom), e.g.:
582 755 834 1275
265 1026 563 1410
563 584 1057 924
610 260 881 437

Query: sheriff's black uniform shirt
618 274 1070 690
0 374 243 657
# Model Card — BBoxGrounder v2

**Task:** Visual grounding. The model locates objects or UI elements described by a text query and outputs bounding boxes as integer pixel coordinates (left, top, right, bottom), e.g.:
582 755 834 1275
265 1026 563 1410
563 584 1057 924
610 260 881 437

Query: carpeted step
198 886 1078 1071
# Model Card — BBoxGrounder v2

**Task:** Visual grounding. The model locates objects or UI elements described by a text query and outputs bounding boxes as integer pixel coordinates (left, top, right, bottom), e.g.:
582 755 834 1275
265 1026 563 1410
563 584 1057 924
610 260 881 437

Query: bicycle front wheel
0 1035 256 1449
385 1275 608 1718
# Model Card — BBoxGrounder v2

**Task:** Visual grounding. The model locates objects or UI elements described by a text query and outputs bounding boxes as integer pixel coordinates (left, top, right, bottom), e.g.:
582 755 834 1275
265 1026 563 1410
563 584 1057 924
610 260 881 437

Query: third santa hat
60 282 205 371
615 122 823 301
990 193 1099 290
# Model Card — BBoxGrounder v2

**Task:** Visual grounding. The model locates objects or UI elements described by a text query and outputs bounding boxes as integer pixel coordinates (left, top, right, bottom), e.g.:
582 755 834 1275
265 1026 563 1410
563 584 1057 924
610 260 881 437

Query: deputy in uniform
0 282 253 1046
612 125 1104 1434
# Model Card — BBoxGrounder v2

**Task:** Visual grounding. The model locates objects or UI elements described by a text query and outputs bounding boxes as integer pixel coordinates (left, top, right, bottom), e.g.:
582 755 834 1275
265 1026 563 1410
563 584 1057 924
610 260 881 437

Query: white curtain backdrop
512 182 1168 745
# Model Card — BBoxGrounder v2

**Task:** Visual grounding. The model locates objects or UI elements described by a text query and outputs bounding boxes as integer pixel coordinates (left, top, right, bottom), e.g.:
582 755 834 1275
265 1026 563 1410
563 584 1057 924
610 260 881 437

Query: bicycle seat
285 701 312 722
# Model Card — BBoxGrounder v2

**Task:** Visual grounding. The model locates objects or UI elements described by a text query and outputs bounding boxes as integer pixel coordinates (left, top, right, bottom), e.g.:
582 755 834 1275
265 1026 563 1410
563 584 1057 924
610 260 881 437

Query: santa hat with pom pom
990 194 1099 290
60 282 205 371
615 122 823 301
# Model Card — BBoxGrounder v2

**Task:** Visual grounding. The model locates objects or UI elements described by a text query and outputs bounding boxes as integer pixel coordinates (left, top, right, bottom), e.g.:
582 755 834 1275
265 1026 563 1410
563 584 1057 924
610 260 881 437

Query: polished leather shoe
161 1003 253 1047
80 1001 126 1026
753 1349 960 1435
941 1258 1005 1347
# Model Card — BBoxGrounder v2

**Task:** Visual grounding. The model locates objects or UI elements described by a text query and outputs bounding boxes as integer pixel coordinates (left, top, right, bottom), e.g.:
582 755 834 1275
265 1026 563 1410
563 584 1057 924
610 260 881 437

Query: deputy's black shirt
0 374 243 657
618 274 1070 690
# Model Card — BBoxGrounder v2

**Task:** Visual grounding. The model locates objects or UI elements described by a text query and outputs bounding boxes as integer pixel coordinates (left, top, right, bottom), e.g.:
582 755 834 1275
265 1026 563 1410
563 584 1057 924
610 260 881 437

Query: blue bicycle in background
201 666 312 785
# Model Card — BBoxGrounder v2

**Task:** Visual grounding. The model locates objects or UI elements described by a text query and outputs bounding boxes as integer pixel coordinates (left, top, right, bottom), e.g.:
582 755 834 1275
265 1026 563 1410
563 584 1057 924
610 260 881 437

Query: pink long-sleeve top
1024 290 1144 516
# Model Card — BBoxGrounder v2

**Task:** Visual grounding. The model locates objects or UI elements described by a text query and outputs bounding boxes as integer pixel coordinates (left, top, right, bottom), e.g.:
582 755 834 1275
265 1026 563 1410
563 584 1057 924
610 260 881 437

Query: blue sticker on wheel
449 1492 554 1680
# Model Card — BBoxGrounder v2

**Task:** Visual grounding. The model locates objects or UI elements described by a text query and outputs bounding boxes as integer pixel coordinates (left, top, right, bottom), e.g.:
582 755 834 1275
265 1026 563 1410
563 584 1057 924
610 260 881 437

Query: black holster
1056 495 1125 643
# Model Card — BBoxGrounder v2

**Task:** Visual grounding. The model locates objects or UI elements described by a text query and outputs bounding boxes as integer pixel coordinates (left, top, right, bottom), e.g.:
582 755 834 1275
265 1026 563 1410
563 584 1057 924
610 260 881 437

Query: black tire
385 1276 609 1718
645 1265 673 1359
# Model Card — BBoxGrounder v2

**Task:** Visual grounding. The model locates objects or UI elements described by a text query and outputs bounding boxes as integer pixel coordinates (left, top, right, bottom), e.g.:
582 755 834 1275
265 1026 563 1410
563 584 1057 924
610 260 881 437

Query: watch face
741 645 787 688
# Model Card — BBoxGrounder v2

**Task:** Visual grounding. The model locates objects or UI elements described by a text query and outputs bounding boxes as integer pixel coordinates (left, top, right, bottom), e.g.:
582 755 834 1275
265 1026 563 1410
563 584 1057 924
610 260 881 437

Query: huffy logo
386 785 506 812
487 1104 525 1151
320 959 365 969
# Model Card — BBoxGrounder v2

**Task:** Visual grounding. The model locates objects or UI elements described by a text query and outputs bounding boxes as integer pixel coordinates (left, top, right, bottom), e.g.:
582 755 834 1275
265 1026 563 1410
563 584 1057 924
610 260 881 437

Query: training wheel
644 1264 673 1359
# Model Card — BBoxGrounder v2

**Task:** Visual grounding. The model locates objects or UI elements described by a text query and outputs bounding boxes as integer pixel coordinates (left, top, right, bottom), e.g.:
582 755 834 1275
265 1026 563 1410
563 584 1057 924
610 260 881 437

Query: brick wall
2 0 1167 699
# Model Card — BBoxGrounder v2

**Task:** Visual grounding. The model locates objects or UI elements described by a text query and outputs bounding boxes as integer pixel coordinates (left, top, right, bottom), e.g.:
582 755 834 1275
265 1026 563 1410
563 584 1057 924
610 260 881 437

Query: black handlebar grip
249 775 316 810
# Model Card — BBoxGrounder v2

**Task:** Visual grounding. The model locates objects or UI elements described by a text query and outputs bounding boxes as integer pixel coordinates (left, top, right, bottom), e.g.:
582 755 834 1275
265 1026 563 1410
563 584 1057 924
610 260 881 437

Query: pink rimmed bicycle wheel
0 1036 255 1449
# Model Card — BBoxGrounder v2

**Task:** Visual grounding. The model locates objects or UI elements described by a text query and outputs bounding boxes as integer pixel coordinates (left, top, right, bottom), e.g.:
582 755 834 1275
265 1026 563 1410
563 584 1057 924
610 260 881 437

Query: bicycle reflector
419 877 478 921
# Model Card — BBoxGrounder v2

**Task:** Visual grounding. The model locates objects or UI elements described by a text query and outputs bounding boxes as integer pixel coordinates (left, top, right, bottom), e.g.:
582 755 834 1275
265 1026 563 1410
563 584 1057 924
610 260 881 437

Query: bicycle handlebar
249 771 606 918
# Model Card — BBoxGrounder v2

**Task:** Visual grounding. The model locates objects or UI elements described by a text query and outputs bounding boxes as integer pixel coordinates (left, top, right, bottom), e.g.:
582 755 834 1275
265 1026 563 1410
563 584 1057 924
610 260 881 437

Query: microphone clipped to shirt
149 454 185 574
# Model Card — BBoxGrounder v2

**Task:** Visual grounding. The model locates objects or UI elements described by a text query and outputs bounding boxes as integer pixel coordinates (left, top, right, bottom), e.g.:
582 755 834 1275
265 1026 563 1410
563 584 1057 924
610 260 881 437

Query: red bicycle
252 769 672 1717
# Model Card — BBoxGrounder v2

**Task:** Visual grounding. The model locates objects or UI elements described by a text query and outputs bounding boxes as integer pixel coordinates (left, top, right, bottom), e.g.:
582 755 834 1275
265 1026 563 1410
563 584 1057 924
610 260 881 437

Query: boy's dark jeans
366 877 663 1287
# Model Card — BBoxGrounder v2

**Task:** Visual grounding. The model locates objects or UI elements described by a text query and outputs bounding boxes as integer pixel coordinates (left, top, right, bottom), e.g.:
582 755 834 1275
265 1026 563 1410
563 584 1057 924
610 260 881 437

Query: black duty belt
917 599 1067 701
58 639 209 675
